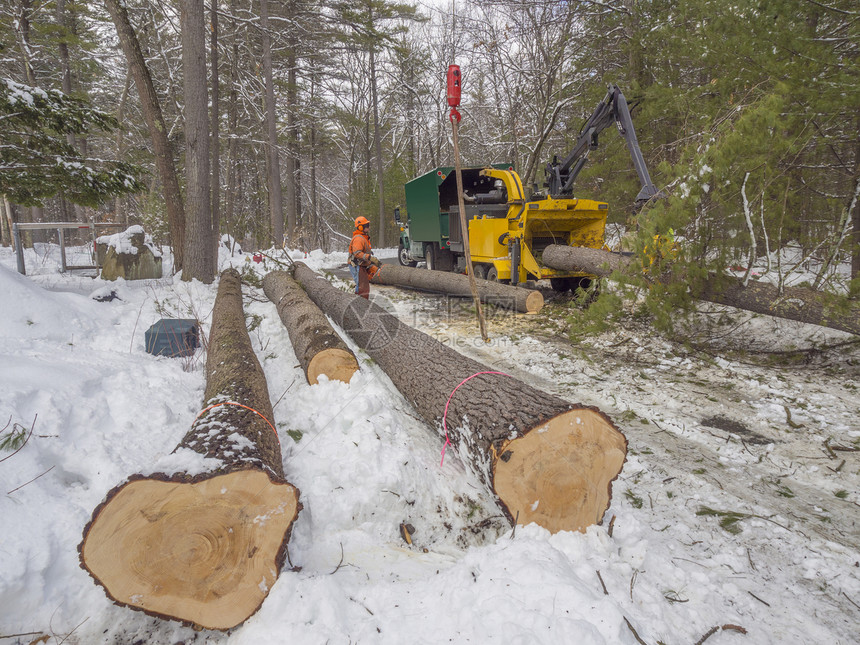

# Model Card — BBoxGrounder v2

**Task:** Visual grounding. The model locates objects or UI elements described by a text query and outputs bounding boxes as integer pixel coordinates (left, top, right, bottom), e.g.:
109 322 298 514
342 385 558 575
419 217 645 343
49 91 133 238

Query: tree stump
543 244 860 336
371 263 544 313
79 268 301 630
293 263 626 533
263 269 359 384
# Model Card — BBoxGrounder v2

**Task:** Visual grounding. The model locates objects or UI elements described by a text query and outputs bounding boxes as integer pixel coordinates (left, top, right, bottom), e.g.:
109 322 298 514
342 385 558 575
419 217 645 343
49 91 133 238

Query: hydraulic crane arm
545 84 659 204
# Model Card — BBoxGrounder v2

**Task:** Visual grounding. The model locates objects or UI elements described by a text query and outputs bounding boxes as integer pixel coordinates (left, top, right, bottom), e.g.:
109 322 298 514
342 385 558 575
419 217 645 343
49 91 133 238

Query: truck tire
425 243 436 270
570 277 593 293
398 243 417 267
486 266 509 284
473 264 487 280
550 277 572 292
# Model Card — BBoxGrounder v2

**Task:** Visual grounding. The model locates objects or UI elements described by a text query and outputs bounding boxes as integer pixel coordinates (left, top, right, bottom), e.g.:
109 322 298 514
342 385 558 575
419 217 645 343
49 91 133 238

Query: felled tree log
543 244 631 278
263 269 359 384
370 263 544 314
79 268 301 630
543 244 860 336
293 262 626 534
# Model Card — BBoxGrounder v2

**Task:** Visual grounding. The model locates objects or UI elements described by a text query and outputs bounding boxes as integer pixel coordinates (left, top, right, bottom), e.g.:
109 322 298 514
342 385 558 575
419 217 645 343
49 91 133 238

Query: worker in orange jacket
348 216 380 299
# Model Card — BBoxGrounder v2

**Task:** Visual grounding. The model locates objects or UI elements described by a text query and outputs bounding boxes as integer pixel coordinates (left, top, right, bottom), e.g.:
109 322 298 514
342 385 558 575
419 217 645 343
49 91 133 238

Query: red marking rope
441 371 511 466
194 401 280 446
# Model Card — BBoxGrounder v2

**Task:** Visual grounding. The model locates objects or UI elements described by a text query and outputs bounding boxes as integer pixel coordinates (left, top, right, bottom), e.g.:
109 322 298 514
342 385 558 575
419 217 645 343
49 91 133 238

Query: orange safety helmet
354 216 370 231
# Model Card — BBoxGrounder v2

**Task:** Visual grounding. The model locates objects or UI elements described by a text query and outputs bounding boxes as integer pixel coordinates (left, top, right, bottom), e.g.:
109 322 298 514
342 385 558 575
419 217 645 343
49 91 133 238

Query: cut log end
80 469 300 630
307 348 359 385
525 290 544 314
493 409 627 534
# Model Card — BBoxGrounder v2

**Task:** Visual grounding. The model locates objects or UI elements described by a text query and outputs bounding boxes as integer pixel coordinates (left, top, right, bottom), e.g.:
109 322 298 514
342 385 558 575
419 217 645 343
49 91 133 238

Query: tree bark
543 244 860 336
104 0 186 271
0 196 10 247
261 0 284 246
180 0 214 283
3 196 17 250
284 13 298 245
263 270 359 384
293 263 626 534
543 244 633 278
371 263 544 314
224 0 240 246
370 42 386 248
79 269 300 630
210 0 221 260
115 68 132 224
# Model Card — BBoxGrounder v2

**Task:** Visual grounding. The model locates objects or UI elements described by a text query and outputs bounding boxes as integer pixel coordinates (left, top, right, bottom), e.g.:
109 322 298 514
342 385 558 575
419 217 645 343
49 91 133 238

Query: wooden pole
450 113 489 341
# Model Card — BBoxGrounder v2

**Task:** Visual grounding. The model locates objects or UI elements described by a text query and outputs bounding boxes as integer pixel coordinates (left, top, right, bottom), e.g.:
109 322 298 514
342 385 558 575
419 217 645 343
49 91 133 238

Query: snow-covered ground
1 240 857 644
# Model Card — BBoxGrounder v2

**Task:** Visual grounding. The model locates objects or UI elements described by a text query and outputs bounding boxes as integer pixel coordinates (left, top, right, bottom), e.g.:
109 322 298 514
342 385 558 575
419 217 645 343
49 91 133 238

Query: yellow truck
395 85 659 292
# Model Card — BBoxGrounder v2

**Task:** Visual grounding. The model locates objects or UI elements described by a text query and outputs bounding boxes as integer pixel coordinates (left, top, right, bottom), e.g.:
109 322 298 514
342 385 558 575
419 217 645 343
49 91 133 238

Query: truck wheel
571 277 600 302
486 266 510 284
550 277 572 292
425 243 436 270
570 278 592 293
473 264 487 280
398 243 417 267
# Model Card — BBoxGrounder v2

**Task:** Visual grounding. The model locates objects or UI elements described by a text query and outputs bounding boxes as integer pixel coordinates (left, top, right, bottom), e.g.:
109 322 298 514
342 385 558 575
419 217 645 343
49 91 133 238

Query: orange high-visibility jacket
348 230 373 266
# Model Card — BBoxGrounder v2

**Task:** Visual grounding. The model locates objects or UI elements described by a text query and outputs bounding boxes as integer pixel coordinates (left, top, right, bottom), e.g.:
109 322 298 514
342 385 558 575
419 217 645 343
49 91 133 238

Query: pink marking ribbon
441 371 511 466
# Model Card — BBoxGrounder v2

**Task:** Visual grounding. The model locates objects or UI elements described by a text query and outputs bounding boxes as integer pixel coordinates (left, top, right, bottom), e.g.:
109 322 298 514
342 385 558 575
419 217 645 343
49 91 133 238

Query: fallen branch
7 464 55 494
0 415 37 464
694 624 748 645
623 616 649 645
596 570 608 595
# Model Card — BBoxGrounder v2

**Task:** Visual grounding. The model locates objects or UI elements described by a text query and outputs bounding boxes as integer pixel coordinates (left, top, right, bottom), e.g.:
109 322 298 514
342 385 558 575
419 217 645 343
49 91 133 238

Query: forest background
0 0 857 301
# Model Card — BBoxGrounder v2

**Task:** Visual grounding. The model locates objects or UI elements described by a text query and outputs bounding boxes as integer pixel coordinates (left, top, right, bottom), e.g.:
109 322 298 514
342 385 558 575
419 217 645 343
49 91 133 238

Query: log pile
79 268 301 630
293 262 627 534
371 263 544 314
542 244 860 336
263 269 359 384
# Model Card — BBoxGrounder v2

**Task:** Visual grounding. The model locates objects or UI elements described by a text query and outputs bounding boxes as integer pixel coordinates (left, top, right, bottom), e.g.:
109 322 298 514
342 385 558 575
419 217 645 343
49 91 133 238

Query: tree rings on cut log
80 469 298 631
493 409 627 533
307 347 359 384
